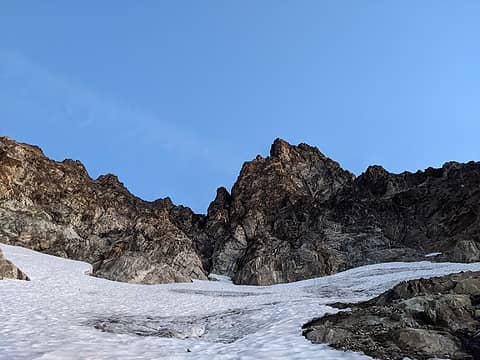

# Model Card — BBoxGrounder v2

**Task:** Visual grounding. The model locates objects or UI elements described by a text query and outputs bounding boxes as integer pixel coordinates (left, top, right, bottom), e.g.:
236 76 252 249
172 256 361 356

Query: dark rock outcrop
303 271 480 360
0 248 29 280
207 139 480 285
208 139 355 285
1 135 479 285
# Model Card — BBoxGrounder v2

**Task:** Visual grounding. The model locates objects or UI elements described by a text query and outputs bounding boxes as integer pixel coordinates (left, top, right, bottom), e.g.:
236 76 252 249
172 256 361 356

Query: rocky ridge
207 138 480 285
303 271 480 359
0 136 207 284
0 136 479 285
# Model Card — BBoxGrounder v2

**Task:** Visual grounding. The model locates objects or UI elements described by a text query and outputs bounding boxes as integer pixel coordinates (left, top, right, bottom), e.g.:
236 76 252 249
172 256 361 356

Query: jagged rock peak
213 187 231 204
270 138 293 158
269 138 325 159
207 187 231 220
152 196 174 208
356 165 392 196
96 173 125 188
0 136 45 158
363 164 389 176
62 158 88 173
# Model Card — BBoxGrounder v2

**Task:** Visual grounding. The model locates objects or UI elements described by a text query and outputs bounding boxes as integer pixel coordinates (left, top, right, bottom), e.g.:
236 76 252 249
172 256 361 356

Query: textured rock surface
303 271 480 360
1 135 479 285
208 139 355 285
207 139 480 285
0 136 207 284
0 248 29 280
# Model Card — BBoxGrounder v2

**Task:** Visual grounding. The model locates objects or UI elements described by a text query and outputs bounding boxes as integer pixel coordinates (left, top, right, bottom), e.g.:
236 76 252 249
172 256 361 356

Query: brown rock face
303 271 480 360
207 139 480 285
208 139 355 285
0 136 207 284
0 248 29 280
1 135 480 285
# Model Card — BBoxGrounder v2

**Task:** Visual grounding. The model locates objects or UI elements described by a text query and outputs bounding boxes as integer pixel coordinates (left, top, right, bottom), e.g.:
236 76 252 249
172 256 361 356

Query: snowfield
2 244 480 360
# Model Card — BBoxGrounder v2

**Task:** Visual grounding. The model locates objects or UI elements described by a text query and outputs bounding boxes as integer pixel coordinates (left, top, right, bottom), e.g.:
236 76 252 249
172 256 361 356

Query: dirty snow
1 243 480 360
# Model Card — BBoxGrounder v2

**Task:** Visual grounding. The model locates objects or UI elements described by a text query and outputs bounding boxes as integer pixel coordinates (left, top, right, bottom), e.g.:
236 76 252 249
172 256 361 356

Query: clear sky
1 1 479 213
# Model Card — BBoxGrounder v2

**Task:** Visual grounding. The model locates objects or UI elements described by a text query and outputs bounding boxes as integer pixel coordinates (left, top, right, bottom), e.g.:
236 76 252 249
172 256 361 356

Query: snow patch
1 243 480 359
208 273 233 283
424 252 442 258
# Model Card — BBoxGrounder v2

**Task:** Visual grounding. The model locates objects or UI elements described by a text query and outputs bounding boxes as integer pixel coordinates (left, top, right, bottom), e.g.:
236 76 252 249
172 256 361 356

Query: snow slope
1 243 480 360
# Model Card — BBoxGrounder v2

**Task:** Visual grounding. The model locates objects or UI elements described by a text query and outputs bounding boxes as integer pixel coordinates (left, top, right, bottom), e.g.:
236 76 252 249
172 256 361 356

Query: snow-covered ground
1 244 480 360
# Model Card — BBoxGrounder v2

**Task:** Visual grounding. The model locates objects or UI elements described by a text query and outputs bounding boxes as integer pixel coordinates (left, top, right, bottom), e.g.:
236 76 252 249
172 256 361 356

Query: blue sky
1 1 480 212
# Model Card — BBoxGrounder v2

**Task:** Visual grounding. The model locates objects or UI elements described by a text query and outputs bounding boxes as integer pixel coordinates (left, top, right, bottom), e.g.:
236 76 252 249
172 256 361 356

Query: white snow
1 243 480 360
207 273 233 283
424 252 443 258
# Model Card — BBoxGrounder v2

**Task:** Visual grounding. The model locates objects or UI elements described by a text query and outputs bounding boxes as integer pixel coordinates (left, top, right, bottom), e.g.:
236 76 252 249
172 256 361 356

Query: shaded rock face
334 162 480 269
303 271 480 360
0 136 207 284
207 139 480 285
0 248 29 280
208 139 355 285
1 135 480 285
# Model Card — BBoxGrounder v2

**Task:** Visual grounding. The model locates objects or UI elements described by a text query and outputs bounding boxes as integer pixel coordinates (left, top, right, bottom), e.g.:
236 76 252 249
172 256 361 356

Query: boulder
303 271 480 360
0 248 29 280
